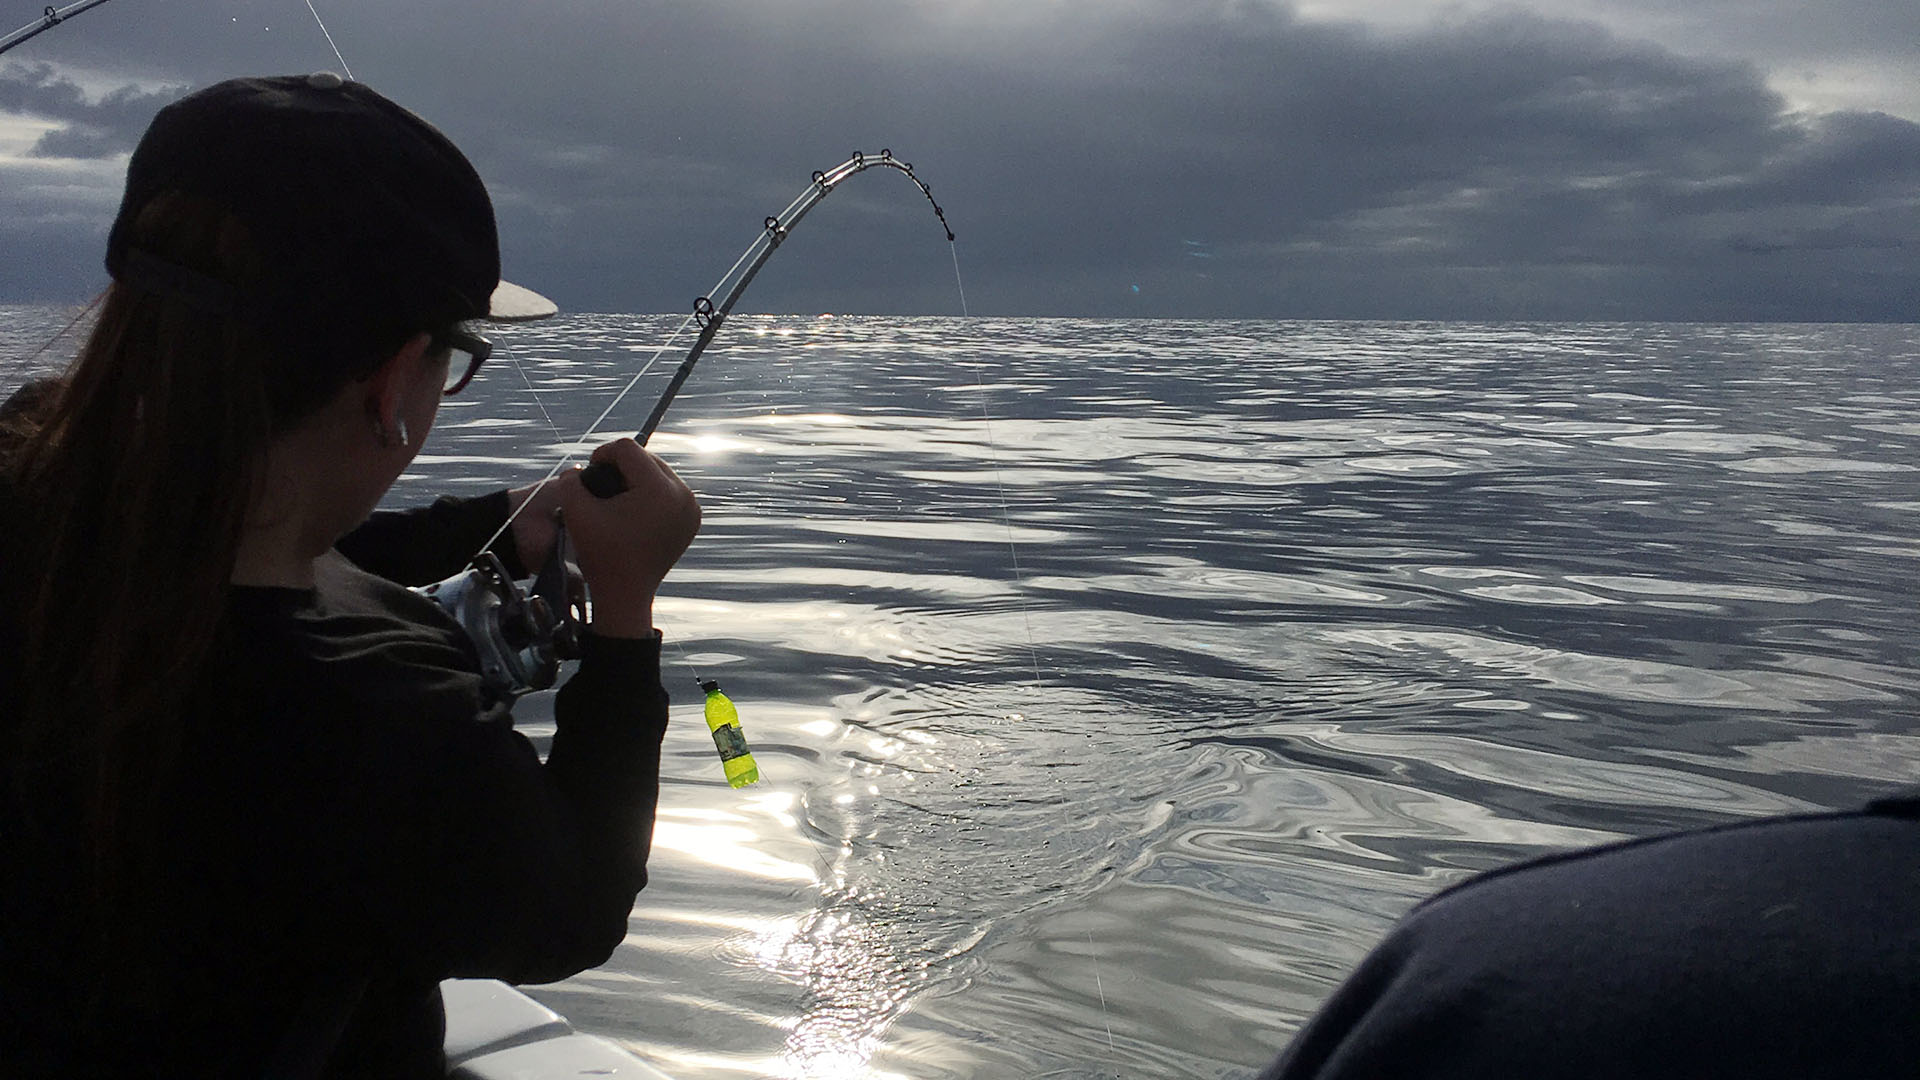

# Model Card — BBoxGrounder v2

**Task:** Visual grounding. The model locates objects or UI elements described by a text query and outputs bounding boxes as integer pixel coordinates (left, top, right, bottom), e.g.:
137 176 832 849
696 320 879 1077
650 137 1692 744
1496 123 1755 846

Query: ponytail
7 193 316 915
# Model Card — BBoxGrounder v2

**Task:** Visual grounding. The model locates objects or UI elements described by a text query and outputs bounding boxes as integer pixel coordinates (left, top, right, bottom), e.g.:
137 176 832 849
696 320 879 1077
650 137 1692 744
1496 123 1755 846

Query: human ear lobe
363 333 434 444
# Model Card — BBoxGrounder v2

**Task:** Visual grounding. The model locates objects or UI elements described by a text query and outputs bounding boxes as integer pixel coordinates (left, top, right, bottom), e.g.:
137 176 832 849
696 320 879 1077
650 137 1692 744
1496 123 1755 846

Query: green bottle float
701 680 760 788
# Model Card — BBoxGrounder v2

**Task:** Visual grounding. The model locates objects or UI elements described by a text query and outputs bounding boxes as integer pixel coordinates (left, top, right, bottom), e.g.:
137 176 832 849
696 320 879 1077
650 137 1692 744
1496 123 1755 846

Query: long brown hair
2 191 427 915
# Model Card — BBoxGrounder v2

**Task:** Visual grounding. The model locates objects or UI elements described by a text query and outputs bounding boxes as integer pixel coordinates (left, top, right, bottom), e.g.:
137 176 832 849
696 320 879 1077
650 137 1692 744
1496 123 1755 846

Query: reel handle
581 460 627 498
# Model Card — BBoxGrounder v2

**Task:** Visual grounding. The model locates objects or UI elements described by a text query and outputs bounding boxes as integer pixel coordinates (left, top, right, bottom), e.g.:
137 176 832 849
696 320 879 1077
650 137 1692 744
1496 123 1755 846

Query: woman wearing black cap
0 75 699 1076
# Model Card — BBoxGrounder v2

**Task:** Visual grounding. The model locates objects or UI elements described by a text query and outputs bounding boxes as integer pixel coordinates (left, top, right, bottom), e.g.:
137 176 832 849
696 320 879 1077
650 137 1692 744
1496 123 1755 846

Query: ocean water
5 311 1919 1078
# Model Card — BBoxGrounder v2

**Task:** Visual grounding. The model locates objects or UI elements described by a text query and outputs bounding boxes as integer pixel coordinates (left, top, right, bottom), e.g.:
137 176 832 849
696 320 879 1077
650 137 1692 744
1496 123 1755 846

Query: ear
363 332 434 433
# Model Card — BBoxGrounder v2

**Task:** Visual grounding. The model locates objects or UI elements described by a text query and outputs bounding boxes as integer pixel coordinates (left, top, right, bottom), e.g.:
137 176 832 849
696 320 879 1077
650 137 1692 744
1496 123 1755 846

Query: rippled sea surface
5 312 1919 1079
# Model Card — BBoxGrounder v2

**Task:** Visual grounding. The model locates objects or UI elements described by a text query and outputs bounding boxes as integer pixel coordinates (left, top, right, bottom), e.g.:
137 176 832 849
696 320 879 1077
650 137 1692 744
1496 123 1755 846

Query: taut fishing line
16 295 102 366
964 335 1045 687
16 2 1107 1064
480 148 956 527
301 0 352 79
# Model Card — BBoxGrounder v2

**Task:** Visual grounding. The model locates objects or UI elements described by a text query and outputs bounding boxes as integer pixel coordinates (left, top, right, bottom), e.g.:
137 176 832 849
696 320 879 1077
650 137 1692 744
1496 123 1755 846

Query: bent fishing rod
578 149 955 496
4 0 962 697
438 149 960 701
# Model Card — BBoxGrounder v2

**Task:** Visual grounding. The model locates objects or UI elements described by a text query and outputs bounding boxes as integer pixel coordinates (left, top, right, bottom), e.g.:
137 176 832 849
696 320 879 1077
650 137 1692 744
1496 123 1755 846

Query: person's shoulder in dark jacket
1259 789 1920 1079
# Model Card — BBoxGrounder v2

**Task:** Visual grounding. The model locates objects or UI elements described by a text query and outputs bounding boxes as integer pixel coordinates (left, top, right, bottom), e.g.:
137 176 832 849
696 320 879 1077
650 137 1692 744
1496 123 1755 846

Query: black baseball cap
105 73 555 348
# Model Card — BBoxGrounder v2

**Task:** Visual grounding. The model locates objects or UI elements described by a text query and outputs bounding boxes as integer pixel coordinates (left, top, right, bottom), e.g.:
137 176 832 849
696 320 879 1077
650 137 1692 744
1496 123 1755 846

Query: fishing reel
414 518 588 702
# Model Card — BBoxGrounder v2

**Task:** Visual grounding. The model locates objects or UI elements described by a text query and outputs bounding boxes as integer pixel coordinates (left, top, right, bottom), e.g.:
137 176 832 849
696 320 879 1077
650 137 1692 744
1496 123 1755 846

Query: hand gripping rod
581 150 954 497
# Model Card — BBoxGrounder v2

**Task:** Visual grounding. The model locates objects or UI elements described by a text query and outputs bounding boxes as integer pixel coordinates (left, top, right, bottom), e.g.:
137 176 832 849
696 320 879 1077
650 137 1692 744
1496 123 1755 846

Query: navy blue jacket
1258 789 1920 1078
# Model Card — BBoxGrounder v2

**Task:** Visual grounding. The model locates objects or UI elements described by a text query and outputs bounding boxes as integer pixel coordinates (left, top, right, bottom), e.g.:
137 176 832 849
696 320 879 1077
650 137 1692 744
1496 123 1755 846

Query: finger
549 463 584 496
588 437 642 466
585 440 660 494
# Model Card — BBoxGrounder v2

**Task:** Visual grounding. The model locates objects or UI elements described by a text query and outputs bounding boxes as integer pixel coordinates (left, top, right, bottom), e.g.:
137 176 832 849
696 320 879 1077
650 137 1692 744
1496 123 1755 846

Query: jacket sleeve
272 610 672 988
518 628 672 978
335 490 528 585
416 629 670 985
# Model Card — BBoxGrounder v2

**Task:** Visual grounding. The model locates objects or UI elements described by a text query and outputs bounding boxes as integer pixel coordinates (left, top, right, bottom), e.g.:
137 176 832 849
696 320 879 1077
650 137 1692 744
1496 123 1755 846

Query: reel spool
415 520 587 701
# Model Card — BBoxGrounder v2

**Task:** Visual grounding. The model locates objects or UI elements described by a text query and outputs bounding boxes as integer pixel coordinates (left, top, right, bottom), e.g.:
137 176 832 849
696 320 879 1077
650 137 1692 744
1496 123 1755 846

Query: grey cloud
1 1 1915 320
1590 0 1920 64
0 62 184 159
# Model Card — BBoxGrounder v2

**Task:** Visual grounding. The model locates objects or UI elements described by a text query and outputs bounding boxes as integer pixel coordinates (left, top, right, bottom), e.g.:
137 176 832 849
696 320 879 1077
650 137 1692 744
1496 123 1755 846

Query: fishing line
1 0 1101 1061
966 346 1044 687
936 241 1044 686
15 294 103 367
288 0 566 551
1089 929 1118 1059
949 243 969 318
285 0 1072 1040
471 315 699 557
936 243 1115 1075
467 159 1083 1034
939 261 1112 1069
475 158 899 548
302 0 353 80
292 0 577 515
476 151 953 553
928 238 1044 687
500 338 569 454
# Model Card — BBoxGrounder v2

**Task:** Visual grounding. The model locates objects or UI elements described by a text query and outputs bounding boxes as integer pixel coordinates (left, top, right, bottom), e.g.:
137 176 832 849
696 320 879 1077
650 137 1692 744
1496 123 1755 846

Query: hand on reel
415 517 587 702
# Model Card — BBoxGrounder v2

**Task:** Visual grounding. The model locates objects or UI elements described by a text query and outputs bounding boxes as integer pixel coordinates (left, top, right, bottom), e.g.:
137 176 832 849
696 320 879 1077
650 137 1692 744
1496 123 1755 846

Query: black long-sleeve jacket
0 490 670 1078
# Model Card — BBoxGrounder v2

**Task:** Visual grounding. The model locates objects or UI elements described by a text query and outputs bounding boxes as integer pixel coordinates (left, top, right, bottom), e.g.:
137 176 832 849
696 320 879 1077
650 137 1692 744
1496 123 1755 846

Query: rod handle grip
581 460 628 498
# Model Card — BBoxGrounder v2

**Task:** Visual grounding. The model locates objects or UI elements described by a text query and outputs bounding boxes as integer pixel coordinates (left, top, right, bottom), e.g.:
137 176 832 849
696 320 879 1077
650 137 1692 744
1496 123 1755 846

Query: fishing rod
0 0 118 57
2 0 965 705
3 0 350 69
438 149 960 702
579 149 955 496
5 0 967 704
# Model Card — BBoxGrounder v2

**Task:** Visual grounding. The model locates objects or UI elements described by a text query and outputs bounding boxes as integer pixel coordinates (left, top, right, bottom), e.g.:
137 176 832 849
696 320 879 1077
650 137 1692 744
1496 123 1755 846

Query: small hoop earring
369 414 410 449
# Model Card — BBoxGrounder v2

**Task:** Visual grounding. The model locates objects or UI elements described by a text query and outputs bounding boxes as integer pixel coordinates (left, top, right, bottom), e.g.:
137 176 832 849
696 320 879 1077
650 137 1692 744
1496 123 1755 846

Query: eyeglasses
438 327 492 395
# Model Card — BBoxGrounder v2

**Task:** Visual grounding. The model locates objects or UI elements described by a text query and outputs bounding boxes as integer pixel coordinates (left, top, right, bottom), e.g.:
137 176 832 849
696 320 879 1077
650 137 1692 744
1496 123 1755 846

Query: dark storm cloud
0 62 183 157
2 0 1915 320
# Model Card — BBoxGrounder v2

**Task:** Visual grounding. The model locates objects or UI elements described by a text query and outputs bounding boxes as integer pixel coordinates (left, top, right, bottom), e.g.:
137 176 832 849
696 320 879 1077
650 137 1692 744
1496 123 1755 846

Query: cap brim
486 279 559 322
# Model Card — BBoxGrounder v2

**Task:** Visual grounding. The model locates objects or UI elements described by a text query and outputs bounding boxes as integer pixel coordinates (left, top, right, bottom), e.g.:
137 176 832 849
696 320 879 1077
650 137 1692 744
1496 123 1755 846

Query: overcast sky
2 0 1916 321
